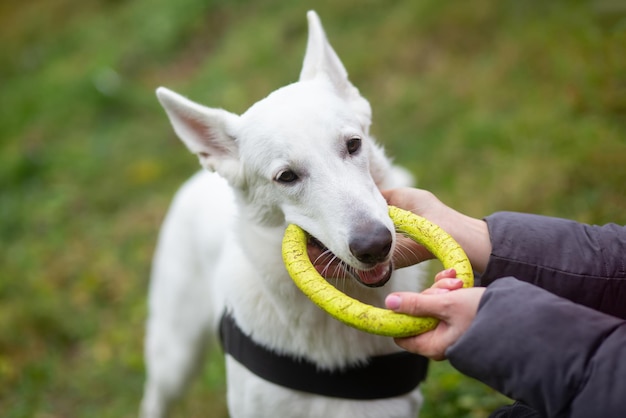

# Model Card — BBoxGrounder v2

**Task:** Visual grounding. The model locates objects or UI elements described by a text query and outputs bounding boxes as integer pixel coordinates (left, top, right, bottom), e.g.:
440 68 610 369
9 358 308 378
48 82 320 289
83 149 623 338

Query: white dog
141 11 428 418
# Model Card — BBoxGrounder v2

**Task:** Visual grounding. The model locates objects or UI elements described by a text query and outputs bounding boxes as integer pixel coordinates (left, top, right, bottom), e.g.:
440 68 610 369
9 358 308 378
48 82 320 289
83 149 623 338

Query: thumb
385 292 446 318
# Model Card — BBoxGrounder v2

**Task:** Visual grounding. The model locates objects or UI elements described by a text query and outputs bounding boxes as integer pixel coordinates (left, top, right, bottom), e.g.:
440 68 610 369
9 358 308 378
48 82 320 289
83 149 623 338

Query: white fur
140 11 427 418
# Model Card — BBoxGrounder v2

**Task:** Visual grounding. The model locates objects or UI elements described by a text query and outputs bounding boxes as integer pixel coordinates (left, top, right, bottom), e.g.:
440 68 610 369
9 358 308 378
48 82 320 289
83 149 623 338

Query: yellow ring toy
281 206 474 337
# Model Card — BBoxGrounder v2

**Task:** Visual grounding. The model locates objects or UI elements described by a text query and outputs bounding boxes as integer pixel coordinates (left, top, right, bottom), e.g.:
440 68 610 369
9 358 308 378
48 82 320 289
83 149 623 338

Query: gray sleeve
481 212 626 318
446 278 626 418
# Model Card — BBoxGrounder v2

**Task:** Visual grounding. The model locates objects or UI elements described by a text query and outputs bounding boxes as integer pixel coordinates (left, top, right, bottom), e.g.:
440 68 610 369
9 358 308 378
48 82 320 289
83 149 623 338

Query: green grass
1 0 625 416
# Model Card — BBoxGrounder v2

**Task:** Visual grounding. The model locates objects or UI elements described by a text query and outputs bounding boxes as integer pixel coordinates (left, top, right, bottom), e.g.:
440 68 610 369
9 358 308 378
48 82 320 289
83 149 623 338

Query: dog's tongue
357 263 392 287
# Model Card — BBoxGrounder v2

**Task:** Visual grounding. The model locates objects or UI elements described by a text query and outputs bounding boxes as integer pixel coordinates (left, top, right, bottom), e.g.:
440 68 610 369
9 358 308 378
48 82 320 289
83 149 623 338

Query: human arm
447 277 626 418
382 188 492 273
482 212 626 318
384 189 626 416
383 188 626 318
388 276 626 417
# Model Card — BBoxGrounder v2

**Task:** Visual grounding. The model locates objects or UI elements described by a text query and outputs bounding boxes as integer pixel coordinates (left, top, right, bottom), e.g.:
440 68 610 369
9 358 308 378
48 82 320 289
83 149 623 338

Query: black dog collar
219 312 428 399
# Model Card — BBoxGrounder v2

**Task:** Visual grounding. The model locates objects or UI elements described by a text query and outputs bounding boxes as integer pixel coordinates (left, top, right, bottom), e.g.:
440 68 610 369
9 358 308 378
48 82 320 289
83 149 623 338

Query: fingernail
446 278 463 287
385 294 401 310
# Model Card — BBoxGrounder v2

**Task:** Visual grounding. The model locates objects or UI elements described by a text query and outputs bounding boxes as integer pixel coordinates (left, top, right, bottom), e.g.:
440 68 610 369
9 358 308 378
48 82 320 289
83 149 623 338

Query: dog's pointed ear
300 11 349 87
300 10 371 128
156 87 241 178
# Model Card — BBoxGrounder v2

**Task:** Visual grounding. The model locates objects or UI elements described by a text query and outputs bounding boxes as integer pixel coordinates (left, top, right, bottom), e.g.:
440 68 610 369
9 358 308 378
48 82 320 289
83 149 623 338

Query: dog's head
157 11 399 287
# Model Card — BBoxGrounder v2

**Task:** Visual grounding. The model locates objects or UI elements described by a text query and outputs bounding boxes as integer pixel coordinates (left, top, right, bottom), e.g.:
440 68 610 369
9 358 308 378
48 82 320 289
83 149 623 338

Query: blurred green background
2 0 625 417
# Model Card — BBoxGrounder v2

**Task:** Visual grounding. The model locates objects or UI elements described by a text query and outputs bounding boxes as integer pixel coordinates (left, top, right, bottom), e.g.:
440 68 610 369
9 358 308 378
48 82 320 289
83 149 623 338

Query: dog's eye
346 137 361 154
275 169 299 184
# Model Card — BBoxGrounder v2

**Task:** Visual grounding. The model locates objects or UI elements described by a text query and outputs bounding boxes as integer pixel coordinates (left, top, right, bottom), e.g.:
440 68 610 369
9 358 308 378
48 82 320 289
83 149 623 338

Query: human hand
382 188 447 268
383 188 491 273
385 275 485 360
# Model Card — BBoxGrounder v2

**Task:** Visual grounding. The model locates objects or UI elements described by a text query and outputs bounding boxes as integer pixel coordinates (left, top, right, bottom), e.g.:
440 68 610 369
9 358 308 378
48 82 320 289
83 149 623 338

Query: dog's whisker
310 246 355 286
313 249 334 267
397 243 422 266
318 251 342 278
336 261 351 292
394 230 425 266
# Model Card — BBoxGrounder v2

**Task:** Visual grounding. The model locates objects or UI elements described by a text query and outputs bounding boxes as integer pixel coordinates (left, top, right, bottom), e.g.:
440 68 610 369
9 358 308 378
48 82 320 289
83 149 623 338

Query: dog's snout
349 223 392 264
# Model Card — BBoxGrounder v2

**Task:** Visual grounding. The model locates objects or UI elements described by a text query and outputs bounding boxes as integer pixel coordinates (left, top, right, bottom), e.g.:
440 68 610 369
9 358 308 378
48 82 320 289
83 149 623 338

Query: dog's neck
232 200 292 291
224 184 407 370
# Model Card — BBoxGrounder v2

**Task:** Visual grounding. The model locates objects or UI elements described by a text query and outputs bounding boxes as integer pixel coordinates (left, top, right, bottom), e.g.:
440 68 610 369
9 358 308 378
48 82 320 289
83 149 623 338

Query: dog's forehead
239 80 358 142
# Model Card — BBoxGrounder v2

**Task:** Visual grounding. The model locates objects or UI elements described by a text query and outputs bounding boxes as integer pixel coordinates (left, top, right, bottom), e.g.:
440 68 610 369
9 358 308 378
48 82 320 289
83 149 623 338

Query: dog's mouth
306 236 393 288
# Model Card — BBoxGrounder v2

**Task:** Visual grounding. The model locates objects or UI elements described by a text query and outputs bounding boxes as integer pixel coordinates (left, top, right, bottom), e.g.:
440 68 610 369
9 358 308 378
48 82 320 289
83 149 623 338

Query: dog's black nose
349 222 393 264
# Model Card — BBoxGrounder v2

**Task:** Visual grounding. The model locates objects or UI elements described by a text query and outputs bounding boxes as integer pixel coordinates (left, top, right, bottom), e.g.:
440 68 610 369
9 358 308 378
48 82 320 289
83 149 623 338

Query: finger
430 278 463 291
394 335 447 361
385 291 447 318
434 268 457 282
421 287 451 295
381 187 411 207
